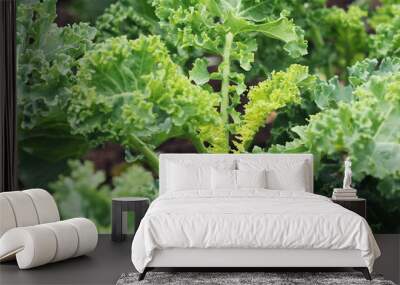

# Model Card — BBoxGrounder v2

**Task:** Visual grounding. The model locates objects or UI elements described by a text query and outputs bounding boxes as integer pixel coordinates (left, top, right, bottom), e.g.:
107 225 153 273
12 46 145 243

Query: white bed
131 154 380 280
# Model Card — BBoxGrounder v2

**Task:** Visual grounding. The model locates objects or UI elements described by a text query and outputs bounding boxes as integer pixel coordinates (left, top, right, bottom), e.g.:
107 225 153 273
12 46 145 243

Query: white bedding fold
131 190 380 273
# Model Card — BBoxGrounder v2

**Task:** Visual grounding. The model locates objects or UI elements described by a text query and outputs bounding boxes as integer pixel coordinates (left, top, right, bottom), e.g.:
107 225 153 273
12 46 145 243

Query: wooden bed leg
354 267 371 280
138 268 148 281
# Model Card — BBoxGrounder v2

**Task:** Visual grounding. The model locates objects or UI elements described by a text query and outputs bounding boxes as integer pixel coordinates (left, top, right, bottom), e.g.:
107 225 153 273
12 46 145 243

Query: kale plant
369 1 400 59
17 0 96 187
68 0 313 173
16 0 400 233
96 0 158 41
50 160 157 232
271 58 400 232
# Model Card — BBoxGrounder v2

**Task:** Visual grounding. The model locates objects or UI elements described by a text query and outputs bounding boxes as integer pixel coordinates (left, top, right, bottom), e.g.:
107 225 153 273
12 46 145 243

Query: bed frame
139 154 371 280
141 248 371 280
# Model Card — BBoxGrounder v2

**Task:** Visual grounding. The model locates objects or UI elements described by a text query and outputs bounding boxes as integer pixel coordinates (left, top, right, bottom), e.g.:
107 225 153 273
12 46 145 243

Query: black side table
112 197 149 242
332 198 366 219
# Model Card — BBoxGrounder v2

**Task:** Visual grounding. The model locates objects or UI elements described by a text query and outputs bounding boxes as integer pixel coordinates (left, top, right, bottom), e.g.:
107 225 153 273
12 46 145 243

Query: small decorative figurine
343 157 353 189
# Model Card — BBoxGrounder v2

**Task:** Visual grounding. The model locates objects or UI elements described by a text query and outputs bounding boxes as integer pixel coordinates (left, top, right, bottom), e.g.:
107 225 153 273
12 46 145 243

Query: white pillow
211 168 237 190
211 169 268 190
167 162 211 191
237 159 308 191
166 159 236 193
266 167 306 191
236 169 267 189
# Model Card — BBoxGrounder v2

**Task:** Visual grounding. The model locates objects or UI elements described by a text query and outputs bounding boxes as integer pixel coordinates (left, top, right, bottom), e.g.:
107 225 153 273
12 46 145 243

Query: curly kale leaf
68 36 223 172
154 0 307 71
308 5 369 80
369 0 400 29
369 2 400 59
17 0 94 188
268 74 353 149
112 164 158 200
265 4 371 149
189 58 210 85
49 160 157 232
348 57 400 87
245 2 370 81
49 160 112 232
254 4 368 80
17 0 97 129
311 76 353 109
235 64 315 152
243 0 326 77
154 0 308 150
271 57 400 183
270 58 400 233
96 0 158 41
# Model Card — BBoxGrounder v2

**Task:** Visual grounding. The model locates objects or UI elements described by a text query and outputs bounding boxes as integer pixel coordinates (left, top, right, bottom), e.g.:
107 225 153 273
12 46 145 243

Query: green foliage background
17 0 400 233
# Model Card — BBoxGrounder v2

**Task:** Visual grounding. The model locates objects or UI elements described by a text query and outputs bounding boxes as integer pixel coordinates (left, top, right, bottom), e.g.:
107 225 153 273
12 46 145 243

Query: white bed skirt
148 248 366 268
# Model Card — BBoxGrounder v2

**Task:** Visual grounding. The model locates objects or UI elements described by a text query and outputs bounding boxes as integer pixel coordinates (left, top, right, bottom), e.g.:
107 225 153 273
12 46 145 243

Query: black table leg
112 201 124 242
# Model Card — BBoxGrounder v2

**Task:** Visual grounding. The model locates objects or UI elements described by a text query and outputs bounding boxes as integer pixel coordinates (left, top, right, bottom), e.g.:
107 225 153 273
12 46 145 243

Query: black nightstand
112 197 149 242
331 198 366 219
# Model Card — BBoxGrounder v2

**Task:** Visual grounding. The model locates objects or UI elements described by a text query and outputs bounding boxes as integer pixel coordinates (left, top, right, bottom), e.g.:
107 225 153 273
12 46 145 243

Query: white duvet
131 190 380 273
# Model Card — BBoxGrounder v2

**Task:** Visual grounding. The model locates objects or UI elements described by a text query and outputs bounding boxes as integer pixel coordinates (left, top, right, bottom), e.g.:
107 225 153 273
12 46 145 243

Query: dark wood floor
0 235 134 285
1 234 399 285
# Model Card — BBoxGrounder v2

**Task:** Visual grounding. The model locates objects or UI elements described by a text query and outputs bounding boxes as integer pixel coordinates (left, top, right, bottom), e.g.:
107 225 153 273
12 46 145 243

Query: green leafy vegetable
369 0 400 29
49 160 112 232
16 0 95 188
68 36 223 172
246 2 371 81
370 11 400 59
49 160 157 232
113 164 157 200
17 0 96 129
154 0 307 71
270 57 400 232
154 0 308 148
311 77 353 110
235 64 314 152
189 58 210 85
96 0 158 41
17 0 400 234
309 5 369 80
271 57 400 192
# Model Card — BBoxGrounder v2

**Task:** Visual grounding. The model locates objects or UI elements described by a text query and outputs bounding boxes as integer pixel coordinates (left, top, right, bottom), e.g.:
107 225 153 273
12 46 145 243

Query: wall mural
17 0 400 233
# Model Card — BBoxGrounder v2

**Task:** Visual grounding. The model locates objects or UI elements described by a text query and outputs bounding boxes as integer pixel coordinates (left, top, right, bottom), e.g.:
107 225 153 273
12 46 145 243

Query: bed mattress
131 190 380 273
